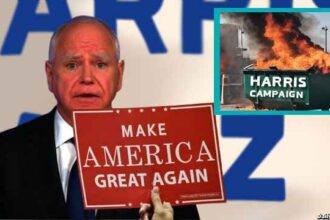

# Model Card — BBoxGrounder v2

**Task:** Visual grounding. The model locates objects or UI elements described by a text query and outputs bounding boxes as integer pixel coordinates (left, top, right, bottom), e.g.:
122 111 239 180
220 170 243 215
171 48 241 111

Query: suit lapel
33 108 68 217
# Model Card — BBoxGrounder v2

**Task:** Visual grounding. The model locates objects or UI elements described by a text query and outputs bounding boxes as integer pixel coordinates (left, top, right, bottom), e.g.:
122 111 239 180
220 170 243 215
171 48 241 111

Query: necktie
67 139 95 219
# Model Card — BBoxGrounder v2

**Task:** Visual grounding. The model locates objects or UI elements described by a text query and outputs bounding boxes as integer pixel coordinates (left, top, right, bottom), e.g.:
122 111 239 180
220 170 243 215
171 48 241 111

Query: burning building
220 24 252 105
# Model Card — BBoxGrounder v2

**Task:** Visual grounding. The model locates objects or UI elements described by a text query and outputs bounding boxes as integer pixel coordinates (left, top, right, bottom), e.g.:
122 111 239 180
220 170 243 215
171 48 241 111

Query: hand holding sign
139 187 174 220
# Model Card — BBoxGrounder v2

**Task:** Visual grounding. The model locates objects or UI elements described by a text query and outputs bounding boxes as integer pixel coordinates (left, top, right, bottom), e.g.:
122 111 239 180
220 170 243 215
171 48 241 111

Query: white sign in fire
249 75 307 99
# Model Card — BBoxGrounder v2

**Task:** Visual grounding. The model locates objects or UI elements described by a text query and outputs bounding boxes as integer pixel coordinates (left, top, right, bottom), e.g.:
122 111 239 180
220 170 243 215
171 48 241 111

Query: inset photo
214 8 330 115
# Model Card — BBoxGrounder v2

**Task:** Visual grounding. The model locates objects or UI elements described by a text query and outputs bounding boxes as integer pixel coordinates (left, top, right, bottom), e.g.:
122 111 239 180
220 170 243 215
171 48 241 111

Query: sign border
73 103 226 209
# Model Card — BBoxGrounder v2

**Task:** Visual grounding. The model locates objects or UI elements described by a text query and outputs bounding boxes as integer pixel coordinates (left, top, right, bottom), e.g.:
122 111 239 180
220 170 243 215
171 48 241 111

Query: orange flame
256 13 330 74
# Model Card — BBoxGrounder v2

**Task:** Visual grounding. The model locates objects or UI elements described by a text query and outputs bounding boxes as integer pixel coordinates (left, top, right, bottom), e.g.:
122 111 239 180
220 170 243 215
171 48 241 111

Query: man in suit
0 16 200 219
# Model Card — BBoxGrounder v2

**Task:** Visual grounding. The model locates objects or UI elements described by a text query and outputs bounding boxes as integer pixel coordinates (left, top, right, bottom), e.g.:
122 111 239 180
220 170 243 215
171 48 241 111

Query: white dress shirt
54 110 76 201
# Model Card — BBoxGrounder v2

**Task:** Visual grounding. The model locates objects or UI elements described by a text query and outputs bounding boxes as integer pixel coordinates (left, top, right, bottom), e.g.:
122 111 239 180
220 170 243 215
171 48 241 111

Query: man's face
45 22 124 125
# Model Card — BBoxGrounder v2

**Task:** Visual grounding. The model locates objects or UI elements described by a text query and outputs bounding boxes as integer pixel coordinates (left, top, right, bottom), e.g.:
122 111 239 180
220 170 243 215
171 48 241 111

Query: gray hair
48 16 120 61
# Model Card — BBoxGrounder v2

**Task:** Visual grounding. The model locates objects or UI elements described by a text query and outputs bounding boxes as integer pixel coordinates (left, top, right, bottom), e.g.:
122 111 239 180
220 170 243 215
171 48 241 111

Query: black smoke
222 13 324 60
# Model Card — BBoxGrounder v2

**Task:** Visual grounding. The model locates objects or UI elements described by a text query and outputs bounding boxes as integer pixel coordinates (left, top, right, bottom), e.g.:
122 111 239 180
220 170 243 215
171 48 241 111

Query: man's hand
139 187 174 220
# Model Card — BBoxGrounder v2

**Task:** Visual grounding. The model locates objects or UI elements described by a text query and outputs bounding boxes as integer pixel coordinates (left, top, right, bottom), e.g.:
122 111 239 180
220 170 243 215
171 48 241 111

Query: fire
256 13 330 74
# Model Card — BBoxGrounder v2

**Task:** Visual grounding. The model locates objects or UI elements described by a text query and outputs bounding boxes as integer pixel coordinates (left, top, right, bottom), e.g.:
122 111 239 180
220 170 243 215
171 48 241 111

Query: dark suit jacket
0 109 200 219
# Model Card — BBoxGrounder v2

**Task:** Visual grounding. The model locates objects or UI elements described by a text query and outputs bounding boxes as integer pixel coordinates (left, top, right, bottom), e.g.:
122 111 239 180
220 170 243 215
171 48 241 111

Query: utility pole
322 26 328 52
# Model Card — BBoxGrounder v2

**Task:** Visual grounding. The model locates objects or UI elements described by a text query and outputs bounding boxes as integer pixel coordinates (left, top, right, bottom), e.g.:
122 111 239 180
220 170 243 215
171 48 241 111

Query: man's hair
48 16 120 61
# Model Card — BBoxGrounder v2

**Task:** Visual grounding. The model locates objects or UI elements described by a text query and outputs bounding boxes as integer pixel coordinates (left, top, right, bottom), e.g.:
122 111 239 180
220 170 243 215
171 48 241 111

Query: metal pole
241 30 244 57
322 26 328 52
325 28 328 53
221 73 225 104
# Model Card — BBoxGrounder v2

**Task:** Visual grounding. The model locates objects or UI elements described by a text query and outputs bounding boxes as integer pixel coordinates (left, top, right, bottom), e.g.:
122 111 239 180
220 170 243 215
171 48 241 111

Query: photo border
214 8 330 115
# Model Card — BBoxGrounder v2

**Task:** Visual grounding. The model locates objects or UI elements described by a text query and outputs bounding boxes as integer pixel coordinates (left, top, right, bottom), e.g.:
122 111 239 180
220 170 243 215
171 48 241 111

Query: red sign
73 103 225 209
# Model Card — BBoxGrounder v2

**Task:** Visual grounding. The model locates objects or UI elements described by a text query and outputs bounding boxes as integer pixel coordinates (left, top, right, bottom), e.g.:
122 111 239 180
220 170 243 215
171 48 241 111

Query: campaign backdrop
1 0 330 219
